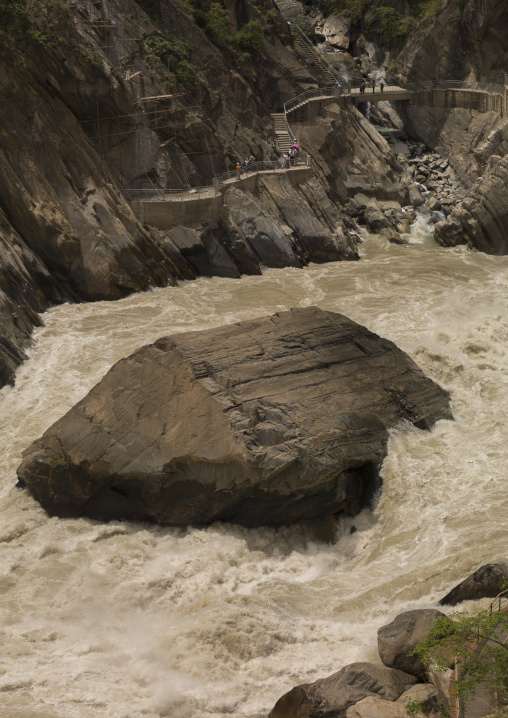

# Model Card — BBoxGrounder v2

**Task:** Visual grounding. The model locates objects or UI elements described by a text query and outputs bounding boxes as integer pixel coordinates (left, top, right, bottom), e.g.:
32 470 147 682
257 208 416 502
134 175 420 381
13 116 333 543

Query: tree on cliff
412 607 508 712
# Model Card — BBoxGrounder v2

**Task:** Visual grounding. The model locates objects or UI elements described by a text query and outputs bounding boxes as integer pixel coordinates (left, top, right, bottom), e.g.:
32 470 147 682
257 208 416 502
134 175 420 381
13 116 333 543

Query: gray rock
433 155 508 254
17 307 452 529
377 609 445 680
346 696 410 717
380 228 407 244
167 225 240 278
396 683 440 716
364 206 390 232
269 662 418 718
439 563 508 606
426 196 442 212
225 187 302 268
408 185 424 207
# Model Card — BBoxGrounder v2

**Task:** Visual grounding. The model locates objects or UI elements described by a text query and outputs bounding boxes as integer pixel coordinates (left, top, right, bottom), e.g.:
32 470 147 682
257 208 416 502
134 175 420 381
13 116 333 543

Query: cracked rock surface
17 307 452 529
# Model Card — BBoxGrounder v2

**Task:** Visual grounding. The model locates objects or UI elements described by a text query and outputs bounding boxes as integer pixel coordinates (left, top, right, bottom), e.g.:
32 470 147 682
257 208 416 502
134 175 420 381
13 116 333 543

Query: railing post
504 74 508 117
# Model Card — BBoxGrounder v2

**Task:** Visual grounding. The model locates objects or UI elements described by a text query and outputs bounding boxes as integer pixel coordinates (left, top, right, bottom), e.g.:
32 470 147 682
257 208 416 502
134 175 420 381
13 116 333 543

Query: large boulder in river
17 307 452 529
439 563 508 606
377 609 445 680
269 662 418 718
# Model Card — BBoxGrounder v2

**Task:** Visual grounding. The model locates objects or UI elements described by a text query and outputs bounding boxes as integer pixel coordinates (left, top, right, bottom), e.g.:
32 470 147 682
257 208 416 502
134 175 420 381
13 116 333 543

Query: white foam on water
0 237 507 716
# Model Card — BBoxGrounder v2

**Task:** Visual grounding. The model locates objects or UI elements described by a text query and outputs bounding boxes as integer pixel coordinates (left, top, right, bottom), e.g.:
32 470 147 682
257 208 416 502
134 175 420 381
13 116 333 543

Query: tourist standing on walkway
380 80 384 92
306 153 311 166
236 161 242 180
360 80 366 94
371 78 376 92
432 77 437 89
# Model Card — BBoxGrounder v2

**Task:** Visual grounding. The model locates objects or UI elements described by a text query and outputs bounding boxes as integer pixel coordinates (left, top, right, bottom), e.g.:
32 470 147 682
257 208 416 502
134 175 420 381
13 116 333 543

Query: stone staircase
272 112 293 153
292 32 336 85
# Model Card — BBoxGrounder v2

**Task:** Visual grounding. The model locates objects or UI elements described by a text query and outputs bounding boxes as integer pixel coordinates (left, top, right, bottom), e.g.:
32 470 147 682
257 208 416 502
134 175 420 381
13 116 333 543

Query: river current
0 220 507 717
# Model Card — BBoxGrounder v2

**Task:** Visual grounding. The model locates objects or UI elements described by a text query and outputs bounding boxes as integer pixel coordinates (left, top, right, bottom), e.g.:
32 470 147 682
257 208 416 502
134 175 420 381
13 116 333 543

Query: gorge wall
0 0 417 387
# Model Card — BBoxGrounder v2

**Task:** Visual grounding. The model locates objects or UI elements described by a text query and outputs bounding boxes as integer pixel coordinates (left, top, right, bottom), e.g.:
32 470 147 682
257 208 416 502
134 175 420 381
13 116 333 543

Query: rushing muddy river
0 220 507 717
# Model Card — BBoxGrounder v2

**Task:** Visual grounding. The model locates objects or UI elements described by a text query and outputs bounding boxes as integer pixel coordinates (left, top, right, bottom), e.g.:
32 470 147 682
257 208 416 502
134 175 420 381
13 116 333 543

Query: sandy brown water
0 220 507 717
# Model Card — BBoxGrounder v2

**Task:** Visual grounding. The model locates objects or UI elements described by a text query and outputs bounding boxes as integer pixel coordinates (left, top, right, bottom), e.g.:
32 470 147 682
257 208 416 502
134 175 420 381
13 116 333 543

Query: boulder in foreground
17 307 452 529
377 609 445 680
269 662 418 718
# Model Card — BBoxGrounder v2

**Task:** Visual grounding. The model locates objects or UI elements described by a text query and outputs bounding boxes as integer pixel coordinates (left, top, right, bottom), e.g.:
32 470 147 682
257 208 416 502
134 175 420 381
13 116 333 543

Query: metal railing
283 83 411 115
125 78 506 204
123 160 292 201
407 80 504 96
490 589 508 613
290 24 340 83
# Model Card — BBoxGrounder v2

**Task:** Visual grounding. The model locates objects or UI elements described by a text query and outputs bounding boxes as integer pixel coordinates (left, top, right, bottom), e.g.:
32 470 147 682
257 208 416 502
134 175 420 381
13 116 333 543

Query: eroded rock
439 563 508 606
378 609 445 680
17 307 452 529
269 662 418 718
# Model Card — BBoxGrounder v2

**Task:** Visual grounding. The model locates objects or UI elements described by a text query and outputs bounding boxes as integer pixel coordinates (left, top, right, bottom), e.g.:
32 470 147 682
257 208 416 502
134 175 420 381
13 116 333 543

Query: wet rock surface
439 562 508 606
17 307 452 528
269 662 418 718
377 609 445 680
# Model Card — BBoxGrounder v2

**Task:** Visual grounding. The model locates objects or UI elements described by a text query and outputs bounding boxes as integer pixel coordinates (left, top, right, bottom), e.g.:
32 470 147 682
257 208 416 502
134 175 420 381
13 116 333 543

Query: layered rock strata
434 155 508 254
17 307 452 528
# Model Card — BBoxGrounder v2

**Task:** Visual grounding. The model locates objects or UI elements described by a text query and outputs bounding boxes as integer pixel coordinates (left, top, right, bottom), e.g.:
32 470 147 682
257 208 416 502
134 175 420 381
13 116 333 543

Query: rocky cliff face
0 0 416 386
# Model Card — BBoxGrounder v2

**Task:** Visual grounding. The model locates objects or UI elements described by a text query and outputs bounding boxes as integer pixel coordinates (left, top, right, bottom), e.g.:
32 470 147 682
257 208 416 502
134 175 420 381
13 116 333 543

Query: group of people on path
236 155 256 179
234 139 311 181
359 78 384 94
281 141 300 169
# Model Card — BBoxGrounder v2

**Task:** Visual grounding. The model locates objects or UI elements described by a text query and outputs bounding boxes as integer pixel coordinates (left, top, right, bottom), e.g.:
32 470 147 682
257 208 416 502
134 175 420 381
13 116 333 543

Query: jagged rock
439 563 508 606
269 662 418 718
434 216 466 247
346 696 409 718
256 175 357 263
318 15 351 50
377 610 445 680
365 206 390 233
426 196 442 212
428 667 452 712
408 185 424 207
434 156 508 254
396 683 439 716
166 225 240 278
380 228 406 244
225 186 302 268
17 307 452 528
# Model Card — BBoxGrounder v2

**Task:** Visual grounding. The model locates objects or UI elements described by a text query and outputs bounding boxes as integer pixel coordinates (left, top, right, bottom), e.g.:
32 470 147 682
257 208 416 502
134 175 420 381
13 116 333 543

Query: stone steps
293 35 336 84
271 112 293 153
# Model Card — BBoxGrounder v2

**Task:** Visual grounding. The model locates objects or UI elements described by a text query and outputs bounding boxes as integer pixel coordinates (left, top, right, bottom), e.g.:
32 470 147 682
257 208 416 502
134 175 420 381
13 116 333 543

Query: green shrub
265 9 278 26
234 19 264 51
0 0 44 53
145 34 194 88
418 0 443 19
204 3 230 47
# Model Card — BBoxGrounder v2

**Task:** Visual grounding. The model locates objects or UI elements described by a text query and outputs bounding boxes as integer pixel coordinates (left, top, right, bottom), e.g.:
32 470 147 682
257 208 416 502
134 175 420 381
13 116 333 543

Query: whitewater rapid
0 222 507 717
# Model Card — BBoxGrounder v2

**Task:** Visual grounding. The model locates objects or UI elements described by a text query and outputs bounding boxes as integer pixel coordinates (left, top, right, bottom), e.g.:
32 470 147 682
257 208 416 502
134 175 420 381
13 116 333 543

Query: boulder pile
269 562 507 717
